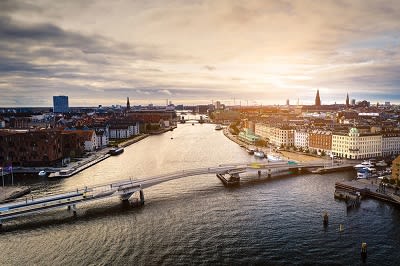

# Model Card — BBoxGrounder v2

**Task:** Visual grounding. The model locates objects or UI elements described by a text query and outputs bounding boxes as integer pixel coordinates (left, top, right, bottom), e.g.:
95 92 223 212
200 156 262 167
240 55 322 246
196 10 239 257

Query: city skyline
1 1 400 107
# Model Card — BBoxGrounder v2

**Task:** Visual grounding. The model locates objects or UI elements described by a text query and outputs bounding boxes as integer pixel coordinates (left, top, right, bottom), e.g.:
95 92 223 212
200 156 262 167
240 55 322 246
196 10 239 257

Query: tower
346 93 349 107
315 89 321 106
127 97 130 110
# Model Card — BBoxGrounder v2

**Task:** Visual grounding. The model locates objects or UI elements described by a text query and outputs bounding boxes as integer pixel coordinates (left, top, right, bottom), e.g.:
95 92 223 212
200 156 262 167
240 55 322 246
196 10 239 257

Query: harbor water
1 123 400 265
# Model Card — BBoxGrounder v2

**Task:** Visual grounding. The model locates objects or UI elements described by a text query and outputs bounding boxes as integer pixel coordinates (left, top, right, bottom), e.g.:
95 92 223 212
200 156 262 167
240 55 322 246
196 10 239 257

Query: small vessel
108 147 124 156
192 123 195 125
354 160 375 170
254 150 265 158
214 124 223 130
38 170 47 177
246 148 255 155
375 160 387 167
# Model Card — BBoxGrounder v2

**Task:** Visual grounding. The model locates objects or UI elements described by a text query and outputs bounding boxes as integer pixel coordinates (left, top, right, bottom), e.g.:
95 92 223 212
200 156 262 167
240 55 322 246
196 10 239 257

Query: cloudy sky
1 0 400 107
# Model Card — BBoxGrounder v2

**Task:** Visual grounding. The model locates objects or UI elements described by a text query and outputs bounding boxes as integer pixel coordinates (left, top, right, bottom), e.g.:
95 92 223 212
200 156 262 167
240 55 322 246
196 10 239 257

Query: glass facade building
53 95 69 113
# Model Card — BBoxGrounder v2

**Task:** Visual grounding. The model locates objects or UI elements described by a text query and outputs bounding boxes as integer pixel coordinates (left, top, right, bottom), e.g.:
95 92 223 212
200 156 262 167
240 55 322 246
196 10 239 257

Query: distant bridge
0 160 326 227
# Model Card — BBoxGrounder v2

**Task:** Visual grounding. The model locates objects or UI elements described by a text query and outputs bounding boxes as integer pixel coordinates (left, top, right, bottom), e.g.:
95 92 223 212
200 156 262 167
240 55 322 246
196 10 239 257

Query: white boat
354 160 374 170
215 124 223 130
254 150 265 158
375 160 387 167
357 169 370 179
38 170 47 177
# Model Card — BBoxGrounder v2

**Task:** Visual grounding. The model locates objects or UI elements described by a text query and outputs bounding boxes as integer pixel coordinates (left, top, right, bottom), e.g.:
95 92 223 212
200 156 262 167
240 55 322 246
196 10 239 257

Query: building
53 96 69 113
315 89 321 106
346 93 349 107
0 129 63 167
238 128 260 145
254 123 294 147
392 155 400 180
382 132 400 157
294 129 309 149
332 128 382 159
309 130 332 155
109 122 139 139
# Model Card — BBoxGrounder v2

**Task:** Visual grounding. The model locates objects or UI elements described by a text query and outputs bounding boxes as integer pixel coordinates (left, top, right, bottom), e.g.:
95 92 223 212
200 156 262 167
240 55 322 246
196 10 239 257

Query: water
1 123 400 265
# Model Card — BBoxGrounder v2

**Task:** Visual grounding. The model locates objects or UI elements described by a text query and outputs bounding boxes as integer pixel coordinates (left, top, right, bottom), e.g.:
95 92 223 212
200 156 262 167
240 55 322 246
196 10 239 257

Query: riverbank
0 186 31 203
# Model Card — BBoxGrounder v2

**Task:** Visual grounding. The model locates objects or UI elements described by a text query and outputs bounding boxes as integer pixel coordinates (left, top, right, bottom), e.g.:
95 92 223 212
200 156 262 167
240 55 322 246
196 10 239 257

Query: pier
335 179 400 206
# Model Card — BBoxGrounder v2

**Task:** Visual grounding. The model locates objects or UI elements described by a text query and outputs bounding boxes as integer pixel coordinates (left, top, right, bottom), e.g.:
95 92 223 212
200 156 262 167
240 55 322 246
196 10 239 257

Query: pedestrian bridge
0 160 326 227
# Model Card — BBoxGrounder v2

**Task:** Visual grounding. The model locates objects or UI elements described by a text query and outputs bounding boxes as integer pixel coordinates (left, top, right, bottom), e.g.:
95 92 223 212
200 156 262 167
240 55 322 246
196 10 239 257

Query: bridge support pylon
139 189 144 205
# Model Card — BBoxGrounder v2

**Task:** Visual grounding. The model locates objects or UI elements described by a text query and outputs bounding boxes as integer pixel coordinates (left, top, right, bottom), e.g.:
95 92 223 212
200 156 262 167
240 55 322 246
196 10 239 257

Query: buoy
361 242 367 262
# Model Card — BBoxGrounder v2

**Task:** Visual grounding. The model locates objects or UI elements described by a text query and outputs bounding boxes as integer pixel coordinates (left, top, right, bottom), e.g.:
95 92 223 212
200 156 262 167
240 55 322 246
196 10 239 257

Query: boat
354 160 375 170
192 123 195 126
108 147 124 156
375 160 387 167
38 170 47 177
246 148 255 155
254 150 265 158
215 124 223 130
356 167 377 179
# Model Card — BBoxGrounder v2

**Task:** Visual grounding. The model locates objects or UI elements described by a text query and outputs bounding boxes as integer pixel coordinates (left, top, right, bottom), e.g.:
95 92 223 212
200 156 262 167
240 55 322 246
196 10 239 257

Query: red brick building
0 129 62 167
309 130 332 155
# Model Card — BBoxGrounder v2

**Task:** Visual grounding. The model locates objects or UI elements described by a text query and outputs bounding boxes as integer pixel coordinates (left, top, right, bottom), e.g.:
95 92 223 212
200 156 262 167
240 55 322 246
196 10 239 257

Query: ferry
108 147 124 156
214 124 223 130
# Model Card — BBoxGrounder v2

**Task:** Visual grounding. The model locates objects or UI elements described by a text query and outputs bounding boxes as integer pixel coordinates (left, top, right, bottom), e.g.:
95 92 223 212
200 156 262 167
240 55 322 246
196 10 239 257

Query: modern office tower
53 95 69 113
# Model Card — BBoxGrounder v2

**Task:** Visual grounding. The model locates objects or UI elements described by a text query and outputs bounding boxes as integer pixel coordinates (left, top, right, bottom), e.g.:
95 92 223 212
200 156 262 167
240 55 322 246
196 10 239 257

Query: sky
1 0 400 107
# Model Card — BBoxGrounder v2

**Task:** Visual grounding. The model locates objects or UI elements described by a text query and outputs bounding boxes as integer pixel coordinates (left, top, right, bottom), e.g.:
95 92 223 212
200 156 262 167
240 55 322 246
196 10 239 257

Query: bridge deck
0 161 326 223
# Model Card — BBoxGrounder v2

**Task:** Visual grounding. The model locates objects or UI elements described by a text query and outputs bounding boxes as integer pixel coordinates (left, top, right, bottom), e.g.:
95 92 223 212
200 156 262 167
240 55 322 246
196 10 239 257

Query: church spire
315 89 321 106
127 97 130 110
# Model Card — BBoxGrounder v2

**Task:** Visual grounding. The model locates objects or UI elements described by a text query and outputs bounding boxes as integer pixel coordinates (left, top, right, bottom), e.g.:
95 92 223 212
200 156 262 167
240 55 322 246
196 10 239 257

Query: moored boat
38 170 47 177
214 124 223 130
254 150 265 158
108 147 124 156
246 148 255 155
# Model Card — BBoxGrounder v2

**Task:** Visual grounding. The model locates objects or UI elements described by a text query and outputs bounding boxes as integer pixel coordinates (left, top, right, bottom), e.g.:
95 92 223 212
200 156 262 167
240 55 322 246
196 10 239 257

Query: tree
299 147 303 152
321 150 326 156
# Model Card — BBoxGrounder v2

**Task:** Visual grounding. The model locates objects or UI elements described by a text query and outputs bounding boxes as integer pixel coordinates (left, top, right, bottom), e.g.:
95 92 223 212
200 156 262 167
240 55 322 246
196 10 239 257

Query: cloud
1 0 400 106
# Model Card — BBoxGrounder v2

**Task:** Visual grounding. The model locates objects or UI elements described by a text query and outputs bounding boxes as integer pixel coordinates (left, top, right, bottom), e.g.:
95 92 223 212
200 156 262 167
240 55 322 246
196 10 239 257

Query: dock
335 179 400 206
49 154 110 178
312 164 355 174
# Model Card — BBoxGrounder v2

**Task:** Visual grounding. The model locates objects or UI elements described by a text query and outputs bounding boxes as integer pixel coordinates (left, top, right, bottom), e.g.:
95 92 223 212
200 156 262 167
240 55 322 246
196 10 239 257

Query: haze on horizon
1 0 400 107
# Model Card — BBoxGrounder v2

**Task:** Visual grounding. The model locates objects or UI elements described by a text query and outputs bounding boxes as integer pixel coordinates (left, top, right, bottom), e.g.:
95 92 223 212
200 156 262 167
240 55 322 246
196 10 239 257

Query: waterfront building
294 129 309 149
53 95 69 113
382 132 400 157
332 128 382 159
309 130 332 155
95 130 109 149
392 155 400 180
238 128 260 145
109 122 139 139
254 123 294 147
0 129 63 167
